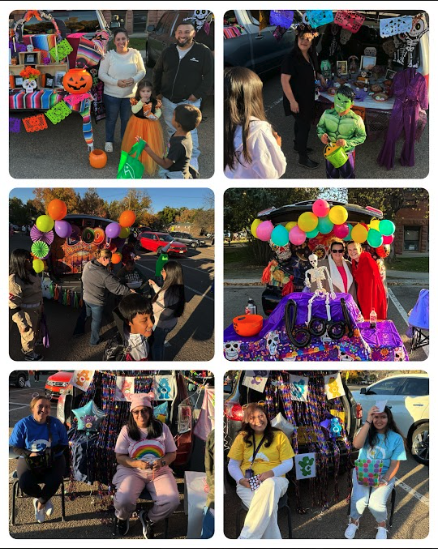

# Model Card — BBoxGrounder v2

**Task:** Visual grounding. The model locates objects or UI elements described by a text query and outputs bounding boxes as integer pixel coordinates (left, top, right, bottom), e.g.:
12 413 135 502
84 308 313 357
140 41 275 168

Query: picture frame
14 75 23 87
360 55 377 71
44 73 55 88
54 71 66 88
385 69 397 81
336 60 348 76
24 53 36 65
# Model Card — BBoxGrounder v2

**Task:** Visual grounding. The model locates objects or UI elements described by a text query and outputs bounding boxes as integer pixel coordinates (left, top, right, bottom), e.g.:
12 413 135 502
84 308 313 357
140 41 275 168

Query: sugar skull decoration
63 67 93 94
265 331 280 356
224 341 241 361
20 66 41 93
191 10 212 32
269 240 292 262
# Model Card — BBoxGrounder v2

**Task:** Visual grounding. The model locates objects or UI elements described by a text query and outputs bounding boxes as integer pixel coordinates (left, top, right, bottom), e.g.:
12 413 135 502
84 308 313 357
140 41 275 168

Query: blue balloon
306 228 319 238
318 215 334 234
271 225 289 247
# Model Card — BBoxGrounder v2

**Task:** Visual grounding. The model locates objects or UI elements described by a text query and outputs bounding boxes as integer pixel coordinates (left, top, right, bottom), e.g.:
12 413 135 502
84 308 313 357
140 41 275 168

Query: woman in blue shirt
345 405 407 540
9 395 68 524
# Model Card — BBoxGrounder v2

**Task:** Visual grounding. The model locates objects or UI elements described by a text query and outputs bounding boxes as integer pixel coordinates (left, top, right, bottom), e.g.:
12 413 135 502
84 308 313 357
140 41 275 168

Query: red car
45 371 73 400
138 231 187 256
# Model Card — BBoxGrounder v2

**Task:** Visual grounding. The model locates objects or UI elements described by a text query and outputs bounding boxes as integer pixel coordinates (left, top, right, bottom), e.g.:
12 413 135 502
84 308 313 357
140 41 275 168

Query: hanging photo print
242 370 270 393
115 376 136 401
71 370 94 392
154 375 175 400
324 373 346 400
288 374 309 402
295 453 317 480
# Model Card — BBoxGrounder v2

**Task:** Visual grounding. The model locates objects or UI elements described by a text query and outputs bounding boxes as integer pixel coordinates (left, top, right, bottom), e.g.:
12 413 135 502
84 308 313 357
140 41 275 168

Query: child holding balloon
9 249 44 361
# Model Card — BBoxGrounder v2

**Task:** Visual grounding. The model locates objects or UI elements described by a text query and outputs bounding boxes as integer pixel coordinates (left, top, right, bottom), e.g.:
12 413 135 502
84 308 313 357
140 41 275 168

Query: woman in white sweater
98 28 146 152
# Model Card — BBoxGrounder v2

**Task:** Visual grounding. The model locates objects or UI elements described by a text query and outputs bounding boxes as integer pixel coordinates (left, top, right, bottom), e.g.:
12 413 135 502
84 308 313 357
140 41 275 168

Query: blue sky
10 188 214 213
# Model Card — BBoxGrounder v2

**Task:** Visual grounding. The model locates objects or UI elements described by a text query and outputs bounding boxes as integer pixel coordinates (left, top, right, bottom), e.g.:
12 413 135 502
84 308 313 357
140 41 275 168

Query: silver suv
169 231 201 249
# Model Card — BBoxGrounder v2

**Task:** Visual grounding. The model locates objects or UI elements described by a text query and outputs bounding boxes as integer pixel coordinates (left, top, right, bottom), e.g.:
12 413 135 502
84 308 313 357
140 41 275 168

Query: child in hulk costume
317 85 366 179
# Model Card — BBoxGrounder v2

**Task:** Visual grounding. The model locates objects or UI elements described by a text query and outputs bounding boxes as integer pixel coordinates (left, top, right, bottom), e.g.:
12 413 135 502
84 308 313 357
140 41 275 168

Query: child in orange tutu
121 79 165 176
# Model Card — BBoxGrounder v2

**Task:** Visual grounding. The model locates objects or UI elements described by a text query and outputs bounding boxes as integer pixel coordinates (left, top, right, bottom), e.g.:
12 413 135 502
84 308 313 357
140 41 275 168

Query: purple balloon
105 222 121 239
54 220 72 239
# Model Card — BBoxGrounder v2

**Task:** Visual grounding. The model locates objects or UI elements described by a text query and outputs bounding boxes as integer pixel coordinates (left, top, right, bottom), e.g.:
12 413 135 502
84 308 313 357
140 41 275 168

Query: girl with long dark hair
224 66 286 179
148 260 185 360
281 24 325 170
345 405 407 540
9 249 44 361
227 403 294 538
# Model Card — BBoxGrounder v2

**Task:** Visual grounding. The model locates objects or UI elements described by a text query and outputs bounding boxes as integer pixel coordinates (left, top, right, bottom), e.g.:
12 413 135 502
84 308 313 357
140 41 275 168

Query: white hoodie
225 118 287 179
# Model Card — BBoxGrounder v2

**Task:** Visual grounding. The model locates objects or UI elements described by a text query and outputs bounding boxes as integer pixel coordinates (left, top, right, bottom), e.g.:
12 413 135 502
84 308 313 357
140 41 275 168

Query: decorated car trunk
224 370 361 510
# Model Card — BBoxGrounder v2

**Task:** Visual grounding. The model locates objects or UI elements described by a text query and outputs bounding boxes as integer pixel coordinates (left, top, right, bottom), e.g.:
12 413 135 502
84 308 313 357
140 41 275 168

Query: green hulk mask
334 92 353 115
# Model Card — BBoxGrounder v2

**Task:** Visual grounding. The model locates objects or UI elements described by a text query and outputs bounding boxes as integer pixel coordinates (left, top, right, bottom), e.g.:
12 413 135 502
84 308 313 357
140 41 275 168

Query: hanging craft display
49 38 73 62
9 117 21 133
30 225 54 245
72 399 106 432
31 240 50 259
269 10 294 29
324 373 345 400
306 10 334 29
71 370 95 392
288 374 309 402
380 16 413 38
334 10 365 33
115 376 136 401
242 370 269 392
153 402 169 423
153 375 175 400
192 10 213 32
271 412 296 437
45 100 72 124
295 452 317 480
23 114 47 132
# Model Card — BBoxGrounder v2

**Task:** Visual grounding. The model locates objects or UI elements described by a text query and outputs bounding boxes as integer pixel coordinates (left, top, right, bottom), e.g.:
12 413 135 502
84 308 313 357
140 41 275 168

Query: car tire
411 423 429 465
16 374 26 388
190 242 197 249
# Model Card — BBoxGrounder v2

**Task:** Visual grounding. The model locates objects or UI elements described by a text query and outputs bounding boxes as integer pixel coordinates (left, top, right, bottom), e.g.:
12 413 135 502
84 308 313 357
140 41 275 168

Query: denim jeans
84 301 104 345
161 96 201 171
103 94 132 142
350 468 395 523
152 325 170 361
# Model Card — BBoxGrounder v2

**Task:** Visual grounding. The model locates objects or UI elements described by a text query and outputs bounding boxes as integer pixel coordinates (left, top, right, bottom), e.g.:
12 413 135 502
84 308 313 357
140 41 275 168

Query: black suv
169 231 202 249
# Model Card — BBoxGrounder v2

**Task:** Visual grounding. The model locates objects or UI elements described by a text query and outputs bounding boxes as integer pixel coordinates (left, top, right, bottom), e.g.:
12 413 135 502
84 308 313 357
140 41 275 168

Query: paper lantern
251 219 262 238
36 215 55 233
317 215 334 234
298 212 318 232
367 228 383 248
351 223 368 243
333 223 349 239
289 225 306 245
379 219 395 236
119 210 136 228
312 199 330 218
256 220 274 241
271 225 289 247
47 199 67 221
328 205 348 225
54 220 72 239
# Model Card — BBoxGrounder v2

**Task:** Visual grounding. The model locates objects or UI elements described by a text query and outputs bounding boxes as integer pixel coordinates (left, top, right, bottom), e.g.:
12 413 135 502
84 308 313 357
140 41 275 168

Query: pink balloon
312 199 330 218
333 223 349 239
256 220 274 241
382 234 394 245
289 225 306 245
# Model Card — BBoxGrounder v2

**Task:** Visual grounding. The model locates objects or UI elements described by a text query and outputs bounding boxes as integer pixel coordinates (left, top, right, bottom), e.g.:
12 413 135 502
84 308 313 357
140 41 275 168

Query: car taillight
225 402 244 421
356 403 363 419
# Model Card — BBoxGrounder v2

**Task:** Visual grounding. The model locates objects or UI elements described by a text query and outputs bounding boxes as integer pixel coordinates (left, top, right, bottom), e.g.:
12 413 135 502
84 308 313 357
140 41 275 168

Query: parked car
45 371 74 400
9 370 29 388
137 231 187 256
17 9 109 39
169 231 203 249
145 10 214 67
352 374 429 465
132 226 152 238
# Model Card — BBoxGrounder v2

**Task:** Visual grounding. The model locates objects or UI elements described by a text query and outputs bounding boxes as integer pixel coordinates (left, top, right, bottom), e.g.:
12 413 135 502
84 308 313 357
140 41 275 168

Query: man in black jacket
153 21 213 172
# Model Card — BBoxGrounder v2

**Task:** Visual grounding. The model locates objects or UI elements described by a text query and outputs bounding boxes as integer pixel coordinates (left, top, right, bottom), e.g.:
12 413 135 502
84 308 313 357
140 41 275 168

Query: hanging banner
193 387 215 440
242 370 269 393
295 453 317 479
334 10 365 33
324 373 346 400
71 370 94 392
306 10 334 29
115 376 136 401
269 10 294 29
23 114 48 132
154 375 175 400
380 16 413 38
289 374 309 402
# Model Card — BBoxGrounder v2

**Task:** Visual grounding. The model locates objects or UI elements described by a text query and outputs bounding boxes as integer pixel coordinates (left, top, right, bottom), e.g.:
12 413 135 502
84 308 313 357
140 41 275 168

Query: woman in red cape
347 241 387 320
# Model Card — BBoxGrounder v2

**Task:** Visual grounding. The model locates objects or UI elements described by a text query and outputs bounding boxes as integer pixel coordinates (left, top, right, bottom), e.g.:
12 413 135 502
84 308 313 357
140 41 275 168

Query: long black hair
127 409 163 441
9 249 36 284
240 403 279 448
152 260 185 318
135 79 158 113
367 406 407 450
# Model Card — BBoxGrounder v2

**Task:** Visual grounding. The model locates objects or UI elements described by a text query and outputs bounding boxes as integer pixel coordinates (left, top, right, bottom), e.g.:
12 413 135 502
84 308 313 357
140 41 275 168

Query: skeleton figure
305 253 336 324
394 16 428 68
224 341 241 361
265 331 280 356
191 10 211 32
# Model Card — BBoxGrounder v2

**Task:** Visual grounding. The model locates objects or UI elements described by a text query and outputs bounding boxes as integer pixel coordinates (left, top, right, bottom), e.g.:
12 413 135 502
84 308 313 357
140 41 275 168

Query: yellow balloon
328 205 348 225
285 221 297 232
351 224 368 244
298 212 318 233
251 219 262 238
370 219 380 231
33 259 45 273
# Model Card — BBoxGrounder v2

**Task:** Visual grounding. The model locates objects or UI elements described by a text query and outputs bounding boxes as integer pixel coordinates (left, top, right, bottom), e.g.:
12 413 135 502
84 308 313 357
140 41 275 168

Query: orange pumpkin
63 68 92 94
89 149 107 169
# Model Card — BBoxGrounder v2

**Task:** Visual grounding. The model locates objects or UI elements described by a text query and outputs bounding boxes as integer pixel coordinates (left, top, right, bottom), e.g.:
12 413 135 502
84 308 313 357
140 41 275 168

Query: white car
352 374 429 465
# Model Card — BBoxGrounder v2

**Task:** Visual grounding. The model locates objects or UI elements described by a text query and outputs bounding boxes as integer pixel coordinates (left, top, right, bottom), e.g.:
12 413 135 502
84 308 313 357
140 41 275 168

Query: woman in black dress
281 24 325 170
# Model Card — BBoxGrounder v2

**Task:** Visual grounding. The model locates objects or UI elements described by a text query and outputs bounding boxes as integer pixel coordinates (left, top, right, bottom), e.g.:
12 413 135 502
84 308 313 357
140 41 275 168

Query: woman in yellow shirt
228 403 295 539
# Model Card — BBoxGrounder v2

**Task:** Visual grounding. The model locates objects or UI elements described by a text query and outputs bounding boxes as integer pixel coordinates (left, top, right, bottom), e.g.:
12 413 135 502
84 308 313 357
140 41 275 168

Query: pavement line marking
266 96 283 112
135 264 214 302
395 477 429 506
387 288 429 357
138 258 214 275
9 404 29 410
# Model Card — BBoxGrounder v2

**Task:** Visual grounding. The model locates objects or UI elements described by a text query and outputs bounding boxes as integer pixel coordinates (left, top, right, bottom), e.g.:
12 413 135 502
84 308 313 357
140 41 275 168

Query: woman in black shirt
281 24 325 169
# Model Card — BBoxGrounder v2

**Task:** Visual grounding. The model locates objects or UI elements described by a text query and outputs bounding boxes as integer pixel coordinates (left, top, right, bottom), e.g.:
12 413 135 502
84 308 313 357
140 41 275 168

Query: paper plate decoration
33 259 45 273
306 10 334 28
54 220 72 239
119 210 136 228
130 439 165 463
82 227 95 244
355 459 383 486
72 399 106 432
31 240 50 259
30 225 54 245
93 227 105 244
36 215 55 233
47 199 67 221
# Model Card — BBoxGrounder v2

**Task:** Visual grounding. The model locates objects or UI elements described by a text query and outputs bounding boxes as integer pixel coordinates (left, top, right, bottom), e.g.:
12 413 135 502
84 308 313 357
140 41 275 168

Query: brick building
394 192 429 255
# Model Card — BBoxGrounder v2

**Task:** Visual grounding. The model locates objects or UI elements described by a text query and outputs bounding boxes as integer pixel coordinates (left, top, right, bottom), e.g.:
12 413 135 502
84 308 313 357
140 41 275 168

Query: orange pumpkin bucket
233 314 264 337
89 149 107 169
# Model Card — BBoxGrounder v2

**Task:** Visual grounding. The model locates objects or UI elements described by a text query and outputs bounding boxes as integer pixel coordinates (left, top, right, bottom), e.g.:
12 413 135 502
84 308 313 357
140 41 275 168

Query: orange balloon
111 252 122 264
119 210 136 228
47 199 67 221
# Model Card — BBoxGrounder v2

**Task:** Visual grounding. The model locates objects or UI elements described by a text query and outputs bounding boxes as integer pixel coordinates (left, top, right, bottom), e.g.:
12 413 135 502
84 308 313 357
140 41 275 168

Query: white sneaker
376 526 388 539
33 499 46 523
45 499 53 517
105 142 113 153
344 521 359 539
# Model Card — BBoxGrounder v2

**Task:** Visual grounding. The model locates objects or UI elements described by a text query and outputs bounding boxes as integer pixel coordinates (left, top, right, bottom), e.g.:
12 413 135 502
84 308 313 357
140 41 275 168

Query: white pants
236 477 289 539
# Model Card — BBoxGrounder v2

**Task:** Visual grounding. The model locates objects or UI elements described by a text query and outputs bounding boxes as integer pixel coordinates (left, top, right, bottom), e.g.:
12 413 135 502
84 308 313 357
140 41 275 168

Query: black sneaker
116 518 129 537
294 146 314 154
298 157 319 169
23 351 43 361
139 510 154 539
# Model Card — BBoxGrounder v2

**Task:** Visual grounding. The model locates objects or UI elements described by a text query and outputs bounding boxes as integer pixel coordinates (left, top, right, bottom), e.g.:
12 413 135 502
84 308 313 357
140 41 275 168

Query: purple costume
377 68 428 170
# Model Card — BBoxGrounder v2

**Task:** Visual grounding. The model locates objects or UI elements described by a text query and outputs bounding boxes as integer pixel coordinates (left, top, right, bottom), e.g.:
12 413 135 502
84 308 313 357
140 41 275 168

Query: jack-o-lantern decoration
63 68 92 94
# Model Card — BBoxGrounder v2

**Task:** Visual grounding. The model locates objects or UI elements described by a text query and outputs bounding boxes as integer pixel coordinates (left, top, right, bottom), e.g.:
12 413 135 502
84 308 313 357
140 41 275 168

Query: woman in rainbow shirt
113 394 179 538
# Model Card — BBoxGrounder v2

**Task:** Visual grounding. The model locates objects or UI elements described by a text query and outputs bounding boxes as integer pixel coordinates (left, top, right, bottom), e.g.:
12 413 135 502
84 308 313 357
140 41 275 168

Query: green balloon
318 215 334 234
379 219 395 236
36 215 55 233
306 228 319 238
367 228 383 248
343 223 353 241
